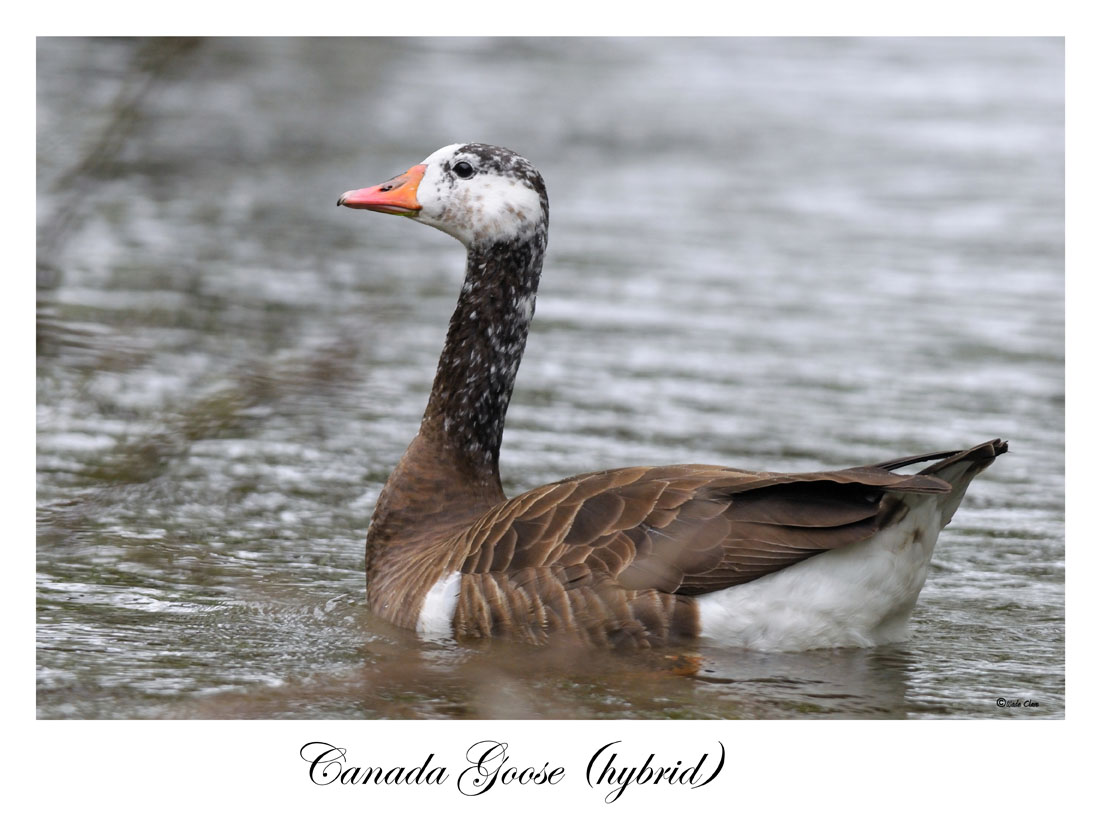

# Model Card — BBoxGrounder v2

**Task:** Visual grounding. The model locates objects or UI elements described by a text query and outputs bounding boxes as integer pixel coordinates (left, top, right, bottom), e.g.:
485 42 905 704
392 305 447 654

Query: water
36 37 1064 719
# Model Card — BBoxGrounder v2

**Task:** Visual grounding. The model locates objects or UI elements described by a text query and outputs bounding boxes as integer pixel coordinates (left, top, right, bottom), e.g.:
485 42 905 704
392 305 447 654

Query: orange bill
338 164 427 216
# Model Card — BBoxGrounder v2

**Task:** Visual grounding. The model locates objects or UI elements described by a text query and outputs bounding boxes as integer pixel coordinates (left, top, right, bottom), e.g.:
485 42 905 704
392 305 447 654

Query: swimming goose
338 143 1006 651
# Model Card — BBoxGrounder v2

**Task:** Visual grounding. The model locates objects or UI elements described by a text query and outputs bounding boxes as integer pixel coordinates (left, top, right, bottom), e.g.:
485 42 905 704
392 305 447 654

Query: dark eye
453 161 475 179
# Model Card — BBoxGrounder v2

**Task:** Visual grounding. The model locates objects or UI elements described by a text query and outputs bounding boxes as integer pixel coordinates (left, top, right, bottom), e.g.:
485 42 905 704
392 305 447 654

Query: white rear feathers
697 496 944 651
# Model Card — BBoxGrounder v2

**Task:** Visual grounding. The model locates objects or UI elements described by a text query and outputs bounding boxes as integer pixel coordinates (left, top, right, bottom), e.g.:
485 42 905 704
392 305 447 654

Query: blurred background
36 37 1063 718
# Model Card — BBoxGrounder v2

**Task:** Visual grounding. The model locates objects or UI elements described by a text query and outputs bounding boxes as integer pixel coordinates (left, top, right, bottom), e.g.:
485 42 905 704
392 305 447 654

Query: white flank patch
416 570 462 641
697 497 946 651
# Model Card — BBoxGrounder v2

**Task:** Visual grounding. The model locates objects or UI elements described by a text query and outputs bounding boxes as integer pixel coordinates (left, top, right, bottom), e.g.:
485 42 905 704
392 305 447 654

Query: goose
338 142 1006 651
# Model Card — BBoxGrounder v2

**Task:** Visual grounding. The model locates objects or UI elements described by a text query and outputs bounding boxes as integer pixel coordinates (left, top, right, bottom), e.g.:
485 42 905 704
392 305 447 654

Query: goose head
338 143 549 248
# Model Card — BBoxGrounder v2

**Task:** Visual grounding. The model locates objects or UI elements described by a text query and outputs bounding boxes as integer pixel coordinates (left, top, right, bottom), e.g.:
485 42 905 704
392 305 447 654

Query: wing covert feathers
446 439 1006 646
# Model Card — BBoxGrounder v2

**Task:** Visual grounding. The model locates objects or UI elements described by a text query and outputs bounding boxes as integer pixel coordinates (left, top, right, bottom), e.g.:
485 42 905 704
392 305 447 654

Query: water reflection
164 632 924 720
693 646 921 718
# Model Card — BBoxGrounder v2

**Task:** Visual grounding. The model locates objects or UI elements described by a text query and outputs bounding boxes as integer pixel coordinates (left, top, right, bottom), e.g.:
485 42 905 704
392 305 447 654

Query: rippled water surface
36 37 1064 719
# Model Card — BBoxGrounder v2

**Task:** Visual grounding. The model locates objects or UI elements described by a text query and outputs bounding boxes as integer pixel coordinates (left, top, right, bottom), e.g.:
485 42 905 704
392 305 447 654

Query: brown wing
457 463 949 590
449 461 952 646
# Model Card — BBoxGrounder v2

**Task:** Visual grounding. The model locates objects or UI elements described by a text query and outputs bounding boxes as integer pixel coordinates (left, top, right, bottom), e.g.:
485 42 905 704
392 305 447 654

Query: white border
17 3 1092 822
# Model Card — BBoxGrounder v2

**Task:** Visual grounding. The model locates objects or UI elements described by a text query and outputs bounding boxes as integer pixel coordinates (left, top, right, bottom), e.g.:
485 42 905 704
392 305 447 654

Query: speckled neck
419 232 547 489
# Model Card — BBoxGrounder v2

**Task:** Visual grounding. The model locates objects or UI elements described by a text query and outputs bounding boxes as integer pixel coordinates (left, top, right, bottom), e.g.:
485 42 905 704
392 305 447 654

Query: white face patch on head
412 144 546 247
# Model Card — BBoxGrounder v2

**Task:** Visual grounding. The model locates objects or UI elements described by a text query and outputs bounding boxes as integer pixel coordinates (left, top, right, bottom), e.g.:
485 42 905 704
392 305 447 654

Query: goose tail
879 438 1007 529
